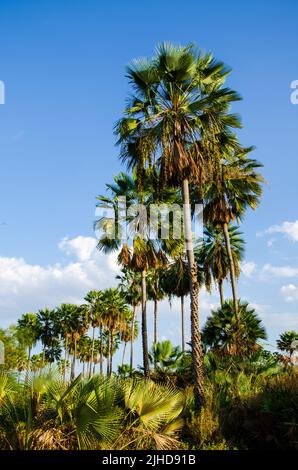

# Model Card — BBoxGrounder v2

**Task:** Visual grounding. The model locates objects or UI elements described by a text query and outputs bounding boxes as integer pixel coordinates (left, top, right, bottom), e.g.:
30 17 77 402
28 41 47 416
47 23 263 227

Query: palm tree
203 150 264 323
117 268 141 375
119 312 139 367
58 303 75 384
118 43 241 409
196 225 245 306
149 340 182 371
100 288 129 376
147 267 167 350
161 256 190 352
17 313 39 383
37 308 61 367
83 290 103 377
277 331 298 361
59 304 88 381
77 336 92 377
96 172 173 378
202 300 267 357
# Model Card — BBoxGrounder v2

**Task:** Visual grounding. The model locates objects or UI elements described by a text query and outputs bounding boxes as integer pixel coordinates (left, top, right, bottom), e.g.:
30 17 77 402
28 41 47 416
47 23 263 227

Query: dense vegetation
1 43 297 450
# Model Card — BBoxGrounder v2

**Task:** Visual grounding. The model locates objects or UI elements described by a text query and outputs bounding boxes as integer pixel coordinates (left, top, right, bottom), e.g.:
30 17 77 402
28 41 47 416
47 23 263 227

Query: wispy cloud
280 284 298 302
258 220 298 242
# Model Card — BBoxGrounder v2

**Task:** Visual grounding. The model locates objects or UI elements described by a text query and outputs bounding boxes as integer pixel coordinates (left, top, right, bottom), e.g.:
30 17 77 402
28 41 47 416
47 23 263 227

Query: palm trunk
99 324 103 375
218 279 224 307
70 339 77 381
110 333 114 374
89 327 95 378
141 269 150 378
181 295 186 353
154 298 158 345
182 178 205 410
122 342 127 366
153 297 158 370
107 332 111 376
64 336 68 385
82 361 85 377
130 306 136 376
222 222 239 320
26 346 32 384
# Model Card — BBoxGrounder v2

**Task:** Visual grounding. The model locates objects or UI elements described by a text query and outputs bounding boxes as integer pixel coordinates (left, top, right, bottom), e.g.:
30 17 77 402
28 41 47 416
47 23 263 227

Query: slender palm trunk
182 178 205 410
99 325 103 375
153 297 158 370
70 339 77 381
107 331 111 376
64 336 68 385
26 346 32 384
218 279 224 307
130 306 136 376
122 342 127 366
42 348 46 372
82 362 85 377
110 333 114 374
181 295 186 353
89 327 95 378
222 222 239 320
141 269 150 378
154 298 158 345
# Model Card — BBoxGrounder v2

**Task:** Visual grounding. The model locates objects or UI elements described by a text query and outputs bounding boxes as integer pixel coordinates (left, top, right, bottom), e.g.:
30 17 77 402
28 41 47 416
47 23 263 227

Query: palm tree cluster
7 288 138 384
1 42 297 451
95 42 264 410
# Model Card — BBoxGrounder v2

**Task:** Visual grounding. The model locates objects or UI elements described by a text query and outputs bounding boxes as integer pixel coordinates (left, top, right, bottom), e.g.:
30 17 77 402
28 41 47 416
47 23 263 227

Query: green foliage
202 300 267 356
277 330 298 358
149 340 182 370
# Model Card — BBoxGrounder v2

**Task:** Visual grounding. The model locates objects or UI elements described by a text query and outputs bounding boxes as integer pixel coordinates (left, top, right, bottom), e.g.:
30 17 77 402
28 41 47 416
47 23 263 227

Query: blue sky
0 0 297 366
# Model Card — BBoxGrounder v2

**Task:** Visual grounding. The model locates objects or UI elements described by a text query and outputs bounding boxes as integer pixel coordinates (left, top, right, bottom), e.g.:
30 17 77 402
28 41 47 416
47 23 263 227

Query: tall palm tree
203 149 264 323
96 172 173 378
118 43 241 408
196 224 245 306
202 300 267 357
17 313 39 384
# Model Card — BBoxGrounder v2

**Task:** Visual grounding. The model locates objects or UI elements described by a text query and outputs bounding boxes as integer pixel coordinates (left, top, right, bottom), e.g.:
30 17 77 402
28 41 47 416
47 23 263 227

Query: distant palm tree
202 300 267 357
277 331 298 361
101 288 130 376
17 313 39 383
196 225 245 306
117 268 141 375
83 290 103 377
161 256 190 352
147 267 167 351
37 308 61 367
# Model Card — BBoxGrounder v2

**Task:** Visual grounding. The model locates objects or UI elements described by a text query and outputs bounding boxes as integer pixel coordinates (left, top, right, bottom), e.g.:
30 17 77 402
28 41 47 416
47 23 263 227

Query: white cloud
263 220 298 242
58 236 97 261
0 236 120 327
241 261 257 278
280 284 298 302
262 264 298 278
